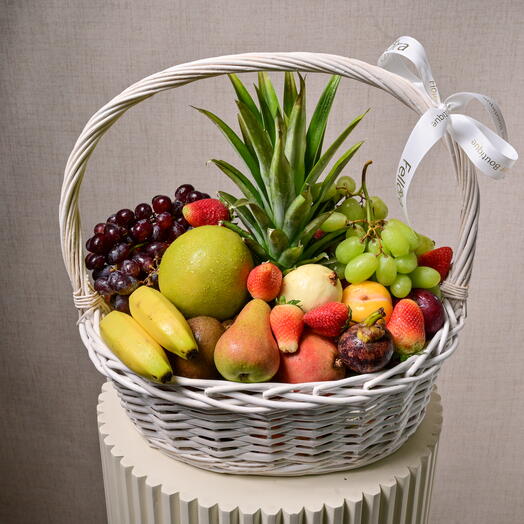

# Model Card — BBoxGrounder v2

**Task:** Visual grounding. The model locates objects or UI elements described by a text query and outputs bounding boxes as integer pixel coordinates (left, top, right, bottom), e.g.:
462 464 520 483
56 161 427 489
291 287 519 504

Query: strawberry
313 229 325 240
182 198 229 227
303 302 350 338
417 247 453 282
270 301 304 353
386 299 425 356
247 262 283 301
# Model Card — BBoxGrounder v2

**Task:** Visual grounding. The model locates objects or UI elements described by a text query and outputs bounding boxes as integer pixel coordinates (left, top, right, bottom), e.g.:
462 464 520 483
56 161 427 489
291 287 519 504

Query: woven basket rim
78 297 459 411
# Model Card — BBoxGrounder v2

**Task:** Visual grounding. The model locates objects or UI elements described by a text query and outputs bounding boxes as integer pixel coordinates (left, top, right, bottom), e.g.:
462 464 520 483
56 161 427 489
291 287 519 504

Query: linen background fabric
1 1 523 523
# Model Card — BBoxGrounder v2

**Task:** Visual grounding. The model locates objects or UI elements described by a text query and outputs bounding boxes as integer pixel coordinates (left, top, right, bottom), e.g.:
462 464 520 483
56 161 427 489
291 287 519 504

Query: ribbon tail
445 92 508 140
394 107 449 224
447 114 518 179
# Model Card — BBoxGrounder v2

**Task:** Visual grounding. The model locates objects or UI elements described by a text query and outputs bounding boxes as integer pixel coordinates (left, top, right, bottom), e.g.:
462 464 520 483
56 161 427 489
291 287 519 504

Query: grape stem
342 161 388 253
360 160 374 225
143 270 158 287
130 242 147 254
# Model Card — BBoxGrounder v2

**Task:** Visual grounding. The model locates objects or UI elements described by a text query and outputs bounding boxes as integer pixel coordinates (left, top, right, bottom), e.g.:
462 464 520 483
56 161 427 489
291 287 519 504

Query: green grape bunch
325 161 440 298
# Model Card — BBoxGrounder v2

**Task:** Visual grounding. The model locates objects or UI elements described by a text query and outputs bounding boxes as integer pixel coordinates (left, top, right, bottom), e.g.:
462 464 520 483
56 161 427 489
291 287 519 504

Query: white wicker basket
60 52 473 476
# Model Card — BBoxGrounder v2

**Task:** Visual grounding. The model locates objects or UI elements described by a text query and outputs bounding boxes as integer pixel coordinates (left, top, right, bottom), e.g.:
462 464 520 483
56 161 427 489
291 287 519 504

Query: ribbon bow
378 36 518 222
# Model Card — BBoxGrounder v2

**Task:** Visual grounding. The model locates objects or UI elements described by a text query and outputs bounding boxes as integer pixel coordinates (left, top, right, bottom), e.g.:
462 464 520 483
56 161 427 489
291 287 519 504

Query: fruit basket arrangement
60 40 517 475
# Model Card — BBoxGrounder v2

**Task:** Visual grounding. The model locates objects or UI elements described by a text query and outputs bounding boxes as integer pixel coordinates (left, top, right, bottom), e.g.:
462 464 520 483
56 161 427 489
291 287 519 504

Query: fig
336 308 394 374
408 289 445 337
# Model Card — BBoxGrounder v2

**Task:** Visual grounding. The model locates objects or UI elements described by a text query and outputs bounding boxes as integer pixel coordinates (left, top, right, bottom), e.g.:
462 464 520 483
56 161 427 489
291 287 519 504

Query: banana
99 311 173 383
129 286 198 360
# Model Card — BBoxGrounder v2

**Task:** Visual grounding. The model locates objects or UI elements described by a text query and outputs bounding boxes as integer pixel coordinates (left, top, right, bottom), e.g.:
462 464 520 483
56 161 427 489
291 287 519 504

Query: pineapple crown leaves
195 71 367 268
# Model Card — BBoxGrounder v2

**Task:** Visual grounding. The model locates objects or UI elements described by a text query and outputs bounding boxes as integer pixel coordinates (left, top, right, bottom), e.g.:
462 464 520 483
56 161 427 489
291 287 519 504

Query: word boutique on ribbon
378 36 518 223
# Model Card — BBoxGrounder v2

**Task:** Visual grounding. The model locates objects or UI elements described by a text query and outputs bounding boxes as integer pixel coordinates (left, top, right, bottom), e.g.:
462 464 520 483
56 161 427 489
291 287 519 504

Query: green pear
214 299 280 383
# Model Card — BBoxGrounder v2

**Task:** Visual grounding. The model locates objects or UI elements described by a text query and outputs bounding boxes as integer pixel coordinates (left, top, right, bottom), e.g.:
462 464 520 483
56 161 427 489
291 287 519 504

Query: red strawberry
386 299 425 356
182 198 229 227
303 302 350 338
313 229 325 240
247 262 283 301
417 247 453 282
270 302 304 353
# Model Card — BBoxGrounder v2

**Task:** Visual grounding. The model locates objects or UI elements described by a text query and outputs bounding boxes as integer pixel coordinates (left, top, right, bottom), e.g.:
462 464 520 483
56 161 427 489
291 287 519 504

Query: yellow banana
99 311 173 383
129 286 198 360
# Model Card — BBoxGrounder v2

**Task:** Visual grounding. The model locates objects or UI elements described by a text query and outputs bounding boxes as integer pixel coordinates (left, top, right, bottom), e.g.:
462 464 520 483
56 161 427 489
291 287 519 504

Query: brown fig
169 316 224 379
337 308 394 374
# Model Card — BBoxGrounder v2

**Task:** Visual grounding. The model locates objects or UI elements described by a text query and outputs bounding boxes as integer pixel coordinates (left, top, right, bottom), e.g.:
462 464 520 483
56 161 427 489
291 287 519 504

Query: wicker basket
60 52 473 476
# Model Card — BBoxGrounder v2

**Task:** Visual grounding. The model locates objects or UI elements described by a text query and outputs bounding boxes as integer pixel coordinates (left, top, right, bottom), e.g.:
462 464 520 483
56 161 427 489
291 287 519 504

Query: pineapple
195 72 366 269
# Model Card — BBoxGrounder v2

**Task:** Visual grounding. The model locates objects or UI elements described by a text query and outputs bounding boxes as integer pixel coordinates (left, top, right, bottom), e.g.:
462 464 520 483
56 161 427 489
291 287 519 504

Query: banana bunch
100 312 173 383
100 286 198 383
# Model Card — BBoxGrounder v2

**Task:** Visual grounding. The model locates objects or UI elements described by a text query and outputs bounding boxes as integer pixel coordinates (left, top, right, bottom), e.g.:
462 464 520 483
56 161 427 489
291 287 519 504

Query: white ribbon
378 36 518 222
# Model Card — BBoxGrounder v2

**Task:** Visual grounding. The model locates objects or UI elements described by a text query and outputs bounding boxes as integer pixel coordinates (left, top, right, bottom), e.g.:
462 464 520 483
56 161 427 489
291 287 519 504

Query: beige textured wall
1 1 523 523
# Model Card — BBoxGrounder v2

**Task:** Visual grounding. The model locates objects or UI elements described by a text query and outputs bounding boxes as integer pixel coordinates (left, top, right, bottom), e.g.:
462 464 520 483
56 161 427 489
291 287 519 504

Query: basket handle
59 52 476 315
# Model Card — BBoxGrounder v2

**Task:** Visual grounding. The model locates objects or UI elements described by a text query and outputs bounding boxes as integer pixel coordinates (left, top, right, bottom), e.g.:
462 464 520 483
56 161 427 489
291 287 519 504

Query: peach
342 281 393 323
276 332 345 384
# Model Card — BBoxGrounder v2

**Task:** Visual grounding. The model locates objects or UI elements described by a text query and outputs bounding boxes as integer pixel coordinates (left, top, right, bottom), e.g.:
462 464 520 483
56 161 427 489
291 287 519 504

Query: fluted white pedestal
98 382 442 524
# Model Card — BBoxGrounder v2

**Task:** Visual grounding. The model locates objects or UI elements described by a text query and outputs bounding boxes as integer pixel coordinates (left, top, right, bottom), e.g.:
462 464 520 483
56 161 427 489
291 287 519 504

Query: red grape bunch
85 184 209 313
